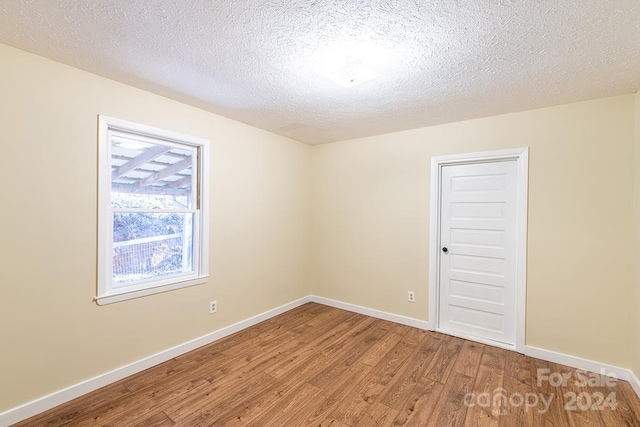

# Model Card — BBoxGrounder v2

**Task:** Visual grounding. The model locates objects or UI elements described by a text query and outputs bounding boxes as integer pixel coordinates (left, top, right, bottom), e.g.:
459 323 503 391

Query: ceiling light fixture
325 56 381 88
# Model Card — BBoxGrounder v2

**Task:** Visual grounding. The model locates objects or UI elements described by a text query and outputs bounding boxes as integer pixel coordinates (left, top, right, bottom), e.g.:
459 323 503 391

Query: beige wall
2 41 639 414
0 44 312 412
634 90 640 379
311 95 635 368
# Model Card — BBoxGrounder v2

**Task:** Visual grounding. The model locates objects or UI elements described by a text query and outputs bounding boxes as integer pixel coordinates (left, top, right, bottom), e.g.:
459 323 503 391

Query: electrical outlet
408 291 416 303
209 300 217 314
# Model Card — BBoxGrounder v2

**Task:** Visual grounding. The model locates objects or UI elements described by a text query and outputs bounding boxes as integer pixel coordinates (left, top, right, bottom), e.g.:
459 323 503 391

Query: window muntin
97 116 209 304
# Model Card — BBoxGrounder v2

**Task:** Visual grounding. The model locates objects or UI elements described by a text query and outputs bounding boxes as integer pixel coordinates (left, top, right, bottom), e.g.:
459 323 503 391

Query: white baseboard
3 295 638 426
310 295 638 402
310 295 431 330
0 296 312 427
524 345 640 401
627 369 640 399
311 294 639 402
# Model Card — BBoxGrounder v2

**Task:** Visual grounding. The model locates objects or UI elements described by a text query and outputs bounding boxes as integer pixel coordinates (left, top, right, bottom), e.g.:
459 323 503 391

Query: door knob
442 247 448 253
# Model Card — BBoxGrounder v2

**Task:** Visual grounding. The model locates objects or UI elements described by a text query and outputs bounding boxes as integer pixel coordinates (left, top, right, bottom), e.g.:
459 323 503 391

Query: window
97 116 209 305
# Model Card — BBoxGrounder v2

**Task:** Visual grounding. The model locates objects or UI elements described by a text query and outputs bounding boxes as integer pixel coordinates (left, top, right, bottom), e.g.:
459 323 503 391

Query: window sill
95 275 210 305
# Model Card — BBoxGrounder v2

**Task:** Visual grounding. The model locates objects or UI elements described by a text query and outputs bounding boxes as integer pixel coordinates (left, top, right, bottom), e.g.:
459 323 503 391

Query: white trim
628 370 640 398
101 116 210 147
95 275 210 305
428 147 529 351
0 296 311 426
3 295 639 426
514 149 529 351
316 294 638 399
524 345 634 382
310 294 640 400
310 295 431 330
97 115 210 305
97 115 111 304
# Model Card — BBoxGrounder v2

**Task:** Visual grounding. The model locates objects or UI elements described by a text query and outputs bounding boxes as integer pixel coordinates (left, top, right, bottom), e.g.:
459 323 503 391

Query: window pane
112 212 195 286
111 136 195 209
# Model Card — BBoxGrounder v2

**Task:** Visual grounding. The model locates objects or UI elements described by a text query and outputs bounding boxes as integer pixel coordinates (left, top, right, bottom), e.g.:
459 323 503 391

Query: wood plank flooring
15 303 640 426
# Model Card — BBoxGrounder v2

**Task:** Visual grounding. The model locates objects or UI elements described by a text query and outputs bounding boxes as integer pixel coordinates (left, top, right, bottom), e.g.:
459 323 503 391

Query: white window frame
96 115 210 305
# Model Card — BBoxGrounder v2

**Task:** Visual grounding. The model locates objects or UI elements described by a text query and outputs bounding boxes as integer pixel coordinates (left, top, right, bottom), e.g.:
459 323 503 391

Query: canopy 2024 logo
463 368 618 415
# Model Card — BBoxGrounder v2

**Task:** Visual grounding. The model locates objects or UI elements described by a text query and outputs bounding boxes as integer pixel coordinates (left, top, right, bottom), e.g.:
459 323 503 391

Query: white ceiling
1 1 639 145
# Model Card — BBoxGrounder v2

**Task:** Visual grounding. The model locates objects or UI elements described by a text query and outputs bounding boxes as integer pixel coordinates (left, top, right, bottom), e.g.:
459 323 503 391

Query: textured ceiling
1 1 639 145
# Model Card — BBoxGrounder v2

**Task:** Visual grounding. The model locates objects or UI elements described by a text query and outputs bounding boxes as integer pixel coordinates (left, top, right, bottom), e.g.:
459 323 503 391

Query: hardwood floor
15 303 640 426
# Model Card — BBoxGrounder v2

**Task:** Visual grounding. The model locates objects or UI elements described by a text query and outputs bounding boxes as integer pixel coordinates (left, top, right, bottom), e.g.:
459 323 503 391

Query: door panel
438 161 517 345
449 306 505 332
450 202 505 220
451 229 504 247
449 280 505 304
449 254 505 275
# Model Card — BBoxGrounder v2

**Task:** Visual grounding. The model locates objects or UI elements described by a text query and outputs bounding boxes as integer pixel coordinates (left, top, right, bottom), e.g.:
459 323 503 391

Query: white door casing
428 148 528 352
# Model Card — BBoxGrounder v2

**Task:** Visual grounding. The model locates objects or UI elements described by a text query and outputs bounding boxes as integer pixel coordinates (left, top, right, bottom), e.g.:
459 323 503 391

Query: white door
438 160 517 346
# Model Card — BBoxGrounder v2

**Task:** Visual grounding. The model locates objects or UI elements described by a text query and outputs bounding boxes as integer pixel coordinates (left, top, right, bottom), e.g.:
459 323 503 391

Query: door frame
428 147 529 352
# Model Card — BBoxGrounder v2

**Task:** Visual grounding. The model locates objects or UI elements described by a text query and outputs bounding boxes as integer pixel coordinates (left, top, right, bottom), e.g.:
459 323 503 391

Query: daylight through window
97 116 209 304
